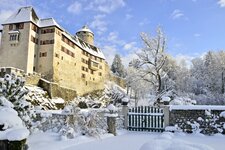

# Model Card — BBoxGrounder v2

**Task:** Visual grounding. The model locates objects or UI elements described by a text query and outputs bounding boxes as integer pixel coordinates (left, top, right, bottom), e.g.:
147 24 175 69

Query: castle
0 6 111 97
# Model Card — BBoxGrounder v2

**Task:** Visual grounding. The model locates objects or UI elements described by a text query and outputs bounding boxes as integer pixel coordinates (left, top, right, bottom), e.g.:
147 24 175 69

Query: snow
165 126 180 132
104 113 118 117
220 111 225 118
0 107 23 129
170 105 225 111
77 25 94 34
38 18 61 29
140 136 214 150
6 128 30 141
122 97 129 102
8 30 20 34
28 131 225 150
0 107 29 141
162 96 171 102
52 97 65 104
0 96 14 108
3 7 36 25
107 104 117 112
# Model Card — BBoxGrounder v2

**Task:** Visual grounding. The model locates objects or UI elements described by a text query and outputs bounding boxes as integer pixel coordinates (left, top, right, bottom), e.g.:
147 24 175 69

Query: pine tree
111 54 126 78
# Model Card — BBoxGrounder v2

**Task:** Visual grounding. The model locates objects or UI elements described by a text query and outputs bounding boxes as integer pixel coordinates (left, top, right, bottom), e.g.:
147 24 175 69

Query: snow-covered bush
170 97 196 105
0 74 35 129
25 85 57 110
73 82 128 109
0 106 30 141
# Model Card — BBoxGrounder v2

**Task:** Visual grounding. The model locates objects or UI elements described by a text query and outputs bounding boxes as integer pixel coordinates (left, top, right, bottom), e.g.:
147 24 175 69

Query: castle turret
76 25 94 45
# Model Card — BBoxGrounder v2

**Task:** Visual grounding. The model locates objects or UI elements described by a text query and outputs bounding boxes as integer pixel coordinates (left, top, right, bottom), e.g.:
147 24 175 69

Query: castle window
55 53 59 58
39 52 47 57
40 40 54 45
91 70 94 74
81 73 86 78
9 24 13 30
41 28 55 34
33 67 35 71
31 35 38 44
9 34 17 41
99 72 102 76
82 66 85 71
15 23 24 30
31 24 38 33
99 65 102 69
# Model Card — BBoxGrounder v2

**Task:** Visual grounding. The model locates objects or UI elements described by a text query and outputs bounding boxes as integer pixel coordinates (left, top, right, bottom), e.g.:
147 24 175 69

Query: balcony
89 59 99 71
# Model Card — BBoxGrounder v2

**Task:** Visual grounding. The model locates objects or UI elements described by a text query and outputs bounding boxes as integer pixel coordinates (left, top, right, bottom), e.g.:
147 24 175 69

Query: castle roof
38 18 61 29
2 6 39 25
2 7 61 29
77 25 94 35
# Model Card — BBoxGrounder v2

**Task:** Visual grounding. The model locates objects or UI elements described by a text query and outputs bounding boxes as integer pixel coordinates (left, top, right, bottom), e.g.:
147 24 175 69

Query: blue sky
1 0 225 65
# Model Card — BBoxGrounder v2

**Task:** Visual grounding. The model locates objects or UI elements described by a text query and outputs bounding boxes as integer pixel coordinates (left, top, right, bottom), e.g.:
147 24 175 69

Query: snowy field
28 131 225 150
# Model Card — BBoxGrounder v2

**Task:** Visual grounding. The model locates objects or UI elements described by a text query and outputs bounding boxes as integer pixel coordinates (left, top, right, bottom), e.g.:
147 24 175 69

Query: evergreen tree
111 54 126 78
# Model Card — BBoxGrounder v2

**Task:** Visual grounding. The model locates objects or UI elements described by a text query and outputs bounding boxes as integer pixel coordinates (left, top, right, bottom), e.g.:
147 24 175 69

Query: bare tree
131 27 167 105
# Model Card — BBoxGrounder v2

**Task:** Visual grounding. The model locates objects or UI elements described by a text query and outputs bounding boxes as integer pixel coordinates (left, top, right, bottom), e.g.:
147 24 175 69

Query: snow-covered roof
38 18 61 29
2 6 39 25
63 32 105 59
77 25 94 35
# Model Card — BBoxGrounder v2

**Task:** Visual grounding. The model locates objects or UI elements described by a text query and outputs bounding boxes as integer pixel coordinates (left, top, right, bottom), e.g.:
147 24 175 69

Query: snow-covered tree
126 66 151 107
130 27 167 105
111 54 126 78
0 74 35 129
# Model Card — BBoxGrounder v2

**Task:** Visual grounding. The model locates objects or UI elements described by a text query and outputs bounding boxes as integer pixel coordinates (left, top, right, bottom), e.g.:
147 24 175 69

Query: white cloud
194 33 201 37
171 9 184 20
86 0 125 14
123 42 137 50
125 14 133 20
90 14 107 35
107 32 125 45
138 18 150 26
101 45 118 65
218 0 225 7
67 1 82 14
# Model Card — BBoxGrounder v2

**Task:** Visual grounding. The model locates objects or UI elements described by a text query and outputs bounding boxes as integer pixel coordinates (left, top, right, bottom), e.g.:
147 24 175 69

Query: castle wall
52 29 106 95
0 23 32 73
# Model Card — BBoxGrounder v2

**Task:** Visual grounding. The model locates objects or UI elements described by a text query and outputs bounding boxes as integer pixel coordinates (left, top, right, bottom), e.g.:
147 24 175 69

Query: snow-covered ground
28 131 225 150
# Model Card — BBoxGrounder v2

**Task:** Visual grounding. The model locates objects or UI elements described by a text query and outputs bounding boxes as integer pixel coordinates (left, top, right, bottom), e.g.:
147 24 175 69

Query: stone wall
0 67 41 86
25 73 41 85
38 78 77 101
169 107 225 134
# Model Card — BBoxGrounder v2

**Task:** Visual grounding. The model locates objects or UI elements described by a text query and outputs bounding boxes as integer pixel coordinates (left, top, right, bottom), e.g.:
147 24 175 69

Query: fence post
163 106 170 127
122 105 128 129
107 116 117 136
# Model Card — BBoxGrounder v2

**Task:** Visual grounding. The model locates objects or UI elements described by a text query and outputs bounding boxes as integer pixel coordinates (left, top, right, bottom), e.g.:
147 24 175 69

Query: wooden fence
128 106 164 132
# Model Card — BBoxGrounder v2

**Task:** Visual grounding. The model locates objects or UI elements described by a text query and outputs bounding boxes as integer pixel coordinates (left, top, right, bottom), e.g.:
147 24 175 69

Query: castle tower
76 25 94 45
